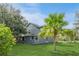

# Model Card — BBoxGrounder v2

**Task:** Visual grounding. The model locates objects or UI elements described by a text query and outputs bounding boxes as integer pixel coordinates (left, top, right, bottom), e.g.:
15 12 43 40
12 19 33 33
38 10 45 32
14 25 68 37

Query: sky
11 3 79 29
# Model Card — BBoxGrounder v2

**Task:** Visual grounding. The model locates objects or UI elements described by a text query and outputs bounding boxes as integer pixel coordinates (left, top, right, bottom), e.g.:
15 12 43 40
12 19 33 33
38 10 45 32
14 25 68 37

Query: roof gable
27 23 40 29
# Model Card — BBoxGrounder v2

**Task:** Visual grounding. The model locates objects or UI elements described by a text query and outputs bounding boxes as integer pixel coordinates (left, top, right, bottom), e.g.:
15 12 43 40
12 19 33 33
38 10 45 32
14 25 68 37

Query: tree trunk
53 37 56 51
73 36 76 43
53 30 57 51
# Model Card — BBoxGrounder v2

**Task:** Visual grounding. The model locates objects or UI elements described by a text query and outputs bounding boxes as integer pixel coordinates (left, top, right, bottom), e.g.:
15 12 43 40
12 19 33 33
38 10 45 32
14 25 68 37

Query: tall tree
39 13 68 51
0 4 28 36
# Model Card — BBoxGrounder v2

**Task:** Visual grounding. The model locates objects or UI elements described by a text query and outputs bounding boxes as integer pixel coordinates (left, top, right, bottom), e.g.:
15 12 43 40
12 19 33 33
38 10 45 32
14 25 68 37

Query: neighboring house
17 23 53 44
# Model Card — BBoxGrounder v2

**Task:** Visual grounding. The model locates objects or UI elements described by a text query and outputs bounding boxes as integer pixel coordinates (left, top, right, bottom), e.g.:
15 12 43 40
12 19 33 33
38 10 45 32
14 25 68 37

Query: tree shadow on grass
50 50 79 56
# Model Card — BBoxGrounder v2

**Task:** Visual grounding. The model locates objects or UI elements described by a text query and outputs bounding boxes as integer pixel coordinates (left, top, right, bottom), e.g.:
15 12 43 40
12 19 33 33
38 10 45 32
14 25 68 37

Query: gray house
17 23 53 44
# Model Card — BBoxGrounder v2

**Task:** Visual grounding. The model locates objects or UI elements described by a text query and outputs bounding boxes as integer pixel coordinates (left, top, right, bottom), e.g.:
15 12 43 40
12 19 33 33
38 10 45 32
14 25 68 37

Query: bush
0 24 16 55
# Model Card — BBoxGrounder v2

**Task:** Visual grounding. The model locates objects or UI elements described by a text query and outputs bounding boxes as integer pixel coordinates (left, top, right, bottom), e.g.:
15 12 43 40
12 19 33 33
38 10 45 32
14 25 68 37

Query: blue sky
11 3 79 29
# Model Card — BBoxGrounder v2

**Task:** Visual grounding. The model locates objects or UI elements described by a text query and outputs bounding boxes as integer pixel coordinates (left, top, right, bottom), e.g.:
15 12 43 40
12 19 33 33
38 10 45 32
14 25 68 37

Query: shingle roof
26 23 41 29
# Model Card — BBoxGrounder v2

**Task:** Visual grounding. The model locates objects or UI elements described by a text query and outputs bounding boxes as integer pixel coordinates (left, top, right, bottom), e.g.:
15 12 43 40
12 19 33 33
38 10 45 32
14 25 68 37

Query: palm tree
39 13 68 51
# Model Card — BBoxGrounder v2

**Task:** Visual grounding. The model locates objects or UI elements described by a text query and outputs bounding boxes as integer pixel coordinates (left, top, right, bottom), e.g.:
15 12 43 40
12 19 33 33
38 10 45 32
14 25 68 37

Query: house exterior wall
23 36 34 44
26 24 53 44
27 24 40 35
33 37 53 44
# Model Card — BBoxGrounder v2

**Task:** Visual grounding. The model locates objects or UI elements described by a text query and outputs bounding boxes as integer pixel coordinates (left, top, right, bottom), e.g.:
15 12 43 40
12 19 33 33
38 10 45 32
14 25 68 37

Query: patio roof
18 33 36 37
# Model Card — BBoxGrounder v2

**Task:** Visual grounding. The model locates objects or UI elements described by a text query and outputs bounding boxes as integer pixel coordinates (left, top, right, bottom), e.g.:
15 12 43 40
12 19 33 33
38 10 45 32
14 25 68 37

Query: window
32 36 34 39
22 37 24 41
35 37 38 40
27 30 30 33
34 37 38 40
31 36 38 40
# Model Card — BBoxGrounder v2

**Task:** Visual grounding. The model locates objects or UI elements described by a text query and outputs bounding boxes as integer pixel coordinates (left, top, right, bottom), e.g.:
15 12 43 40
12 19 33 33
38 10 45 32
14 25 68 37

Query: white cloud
22 12 47 26
13 4 47 26
12 3 40 13
11 4 47 26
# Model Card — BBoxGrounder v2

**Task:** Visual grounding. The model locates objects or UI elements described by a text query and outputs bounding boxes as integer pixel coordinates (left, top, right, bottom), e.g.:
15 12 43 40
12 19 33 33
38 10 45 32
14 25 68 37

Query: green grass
9 42 79 56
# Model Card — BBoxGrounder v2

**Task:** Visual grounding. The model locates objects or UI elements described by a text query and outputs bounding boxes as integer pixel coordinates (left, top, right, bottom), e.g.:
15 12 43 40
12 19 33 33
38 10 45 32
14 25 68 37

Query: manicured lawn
9 42 79 56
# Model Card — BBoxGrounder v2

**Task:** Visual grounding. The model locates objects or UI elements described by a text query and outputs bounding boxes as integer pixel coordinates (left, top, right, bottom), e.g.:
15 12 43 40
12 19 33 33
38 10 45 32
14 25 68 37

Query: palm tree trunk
73 36 76 43
53 31 57 51
53 36 56 51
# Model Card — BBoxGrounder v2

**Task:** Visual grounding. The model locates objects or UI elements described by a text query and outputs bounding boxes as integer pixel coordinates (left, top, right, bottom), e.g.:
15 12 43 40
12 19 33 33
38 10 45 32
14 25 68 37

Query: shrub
0 24 16 55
